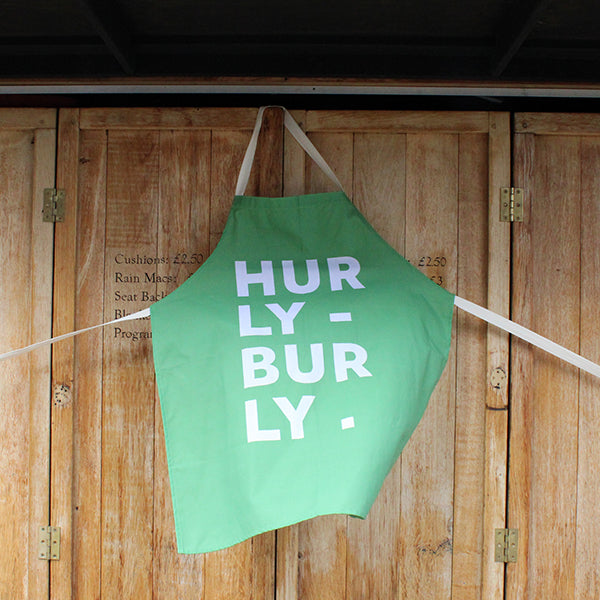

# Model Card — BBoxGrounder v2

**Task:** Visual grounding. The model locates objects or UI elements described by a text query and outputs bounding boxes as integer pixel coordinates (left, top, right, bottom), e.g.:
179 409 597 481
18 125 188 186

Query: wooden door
0 109 56 599
49 107 511 599
508 114 600 599
50 107 282 600
279 110 511 600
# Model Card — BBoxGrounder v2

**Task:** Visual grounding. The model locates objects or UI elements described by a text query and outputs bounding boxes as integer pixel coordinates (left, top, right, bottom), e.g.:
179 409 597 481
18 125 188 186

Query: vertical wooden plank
345 133 406 600
531 135 580 599
353 133 406 249
101 130 159 599
0 130 34 600
575 138 600 599
510 135 581 599
485 112 512 410
152 130 211 599
51 108 80 600
0 126 53 600
28 126 56 600
451 133 489 599
402 132 457 600
296 130 354 600
481 112 511 600
72 129 107 600
507 132 535 599
209 128 254 251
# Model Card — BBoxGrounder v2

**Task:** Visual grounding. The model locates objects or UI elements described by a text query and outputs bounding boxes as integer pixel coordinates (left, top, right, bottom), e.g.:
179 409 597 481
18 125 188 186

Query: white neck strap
235 105 346 196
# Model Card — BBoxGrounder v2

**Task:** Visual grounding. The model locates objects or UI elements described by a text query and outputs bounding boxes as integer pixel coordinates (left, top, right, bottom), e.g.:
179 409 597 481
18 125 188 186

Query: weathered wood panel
480 112 511 600
51 108 79 600
0 115 55 600
306 111 490 133
575 138 600 599
507 132 535 599
101 130 159 599
0 108 55 129
80 107 257 131
509 131 585 599
72 129 107 600
452 133 488 599
59 108 280 600
50 108 508 599
278 112 503 600
402 132 458 599
515 112 600 135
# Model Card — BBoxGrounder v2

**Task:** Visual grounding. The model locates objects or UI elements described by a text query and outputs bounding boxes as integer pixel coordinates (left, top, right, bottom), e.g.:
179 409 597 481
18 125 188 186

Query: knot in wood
53 383 72 407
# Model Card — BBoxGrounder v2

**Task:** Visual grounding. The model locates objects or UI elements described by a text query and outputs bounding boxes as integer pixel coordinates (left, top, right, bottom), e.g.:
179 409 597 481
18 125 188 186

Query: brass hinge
38 526 61 560
42 188 66 223
495 528 518 563
500 187 524 222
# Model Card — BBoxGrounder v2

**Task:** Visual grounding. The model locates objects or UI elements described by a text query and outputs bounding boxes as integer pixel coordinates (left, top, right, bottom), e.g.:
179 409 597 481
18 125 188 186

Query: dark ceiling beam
77 0 135 74
490 0 553 78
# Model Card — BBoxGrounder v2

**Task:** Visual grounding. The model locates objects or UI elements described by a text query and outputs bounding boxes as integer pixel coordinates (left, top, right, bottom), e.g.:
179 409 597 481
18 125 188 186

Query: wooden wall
0 109 56 600
0 107 598 599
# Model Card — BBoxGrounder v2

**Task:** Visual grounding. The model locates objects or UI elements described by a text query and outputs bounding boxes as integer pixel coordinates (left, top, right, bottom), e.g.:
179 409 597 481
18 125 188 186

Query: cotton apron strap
0 308 150 361
0 106 598 380
235 105 346 196
453 296 600 378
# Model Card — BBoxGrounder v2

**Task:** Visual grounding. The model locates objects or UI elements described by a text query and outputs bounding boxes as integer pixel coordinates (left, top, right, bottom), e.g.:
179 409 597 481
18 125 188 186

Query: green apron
151 107 454 554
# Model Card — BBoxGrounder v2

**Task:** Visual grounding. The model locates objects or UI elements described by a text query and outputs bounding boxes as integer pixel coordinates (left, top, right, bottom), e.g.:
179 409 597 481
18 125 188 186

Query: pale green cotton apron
150 107 455 554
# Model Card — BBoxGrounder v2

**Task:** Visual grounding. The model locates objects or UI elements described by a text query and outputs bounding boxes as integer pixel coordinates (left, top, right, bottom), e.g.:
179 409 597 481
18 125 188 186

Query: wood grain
51 108 80 600
451 133 488 599
575 137 600 599
81 107 257 131
481 112 511 600
209 129 254 251
402 132 457 599
530 135 580 599
72 129 107 600
515 112 600 135
101 130 159 599
0 108 55 129
1 107 520 598
306 111 490 133
0 130 35 599
507 132 535 600
28 126 56 600
0 123 53 600
509 134 581 599
353 133 406 250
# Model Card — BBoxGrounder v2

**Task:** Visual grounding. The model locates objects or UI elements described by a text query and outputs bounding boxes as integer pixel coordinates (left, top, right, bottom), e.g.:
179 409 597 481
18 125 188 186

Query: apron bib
150 107 455 554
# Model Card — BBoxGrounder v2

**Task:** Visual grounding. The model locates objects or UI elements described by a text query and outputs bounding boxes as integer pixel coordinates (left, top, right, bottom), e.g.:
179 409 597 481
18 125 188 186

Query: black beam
77 0 135 74
490 0 553 78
